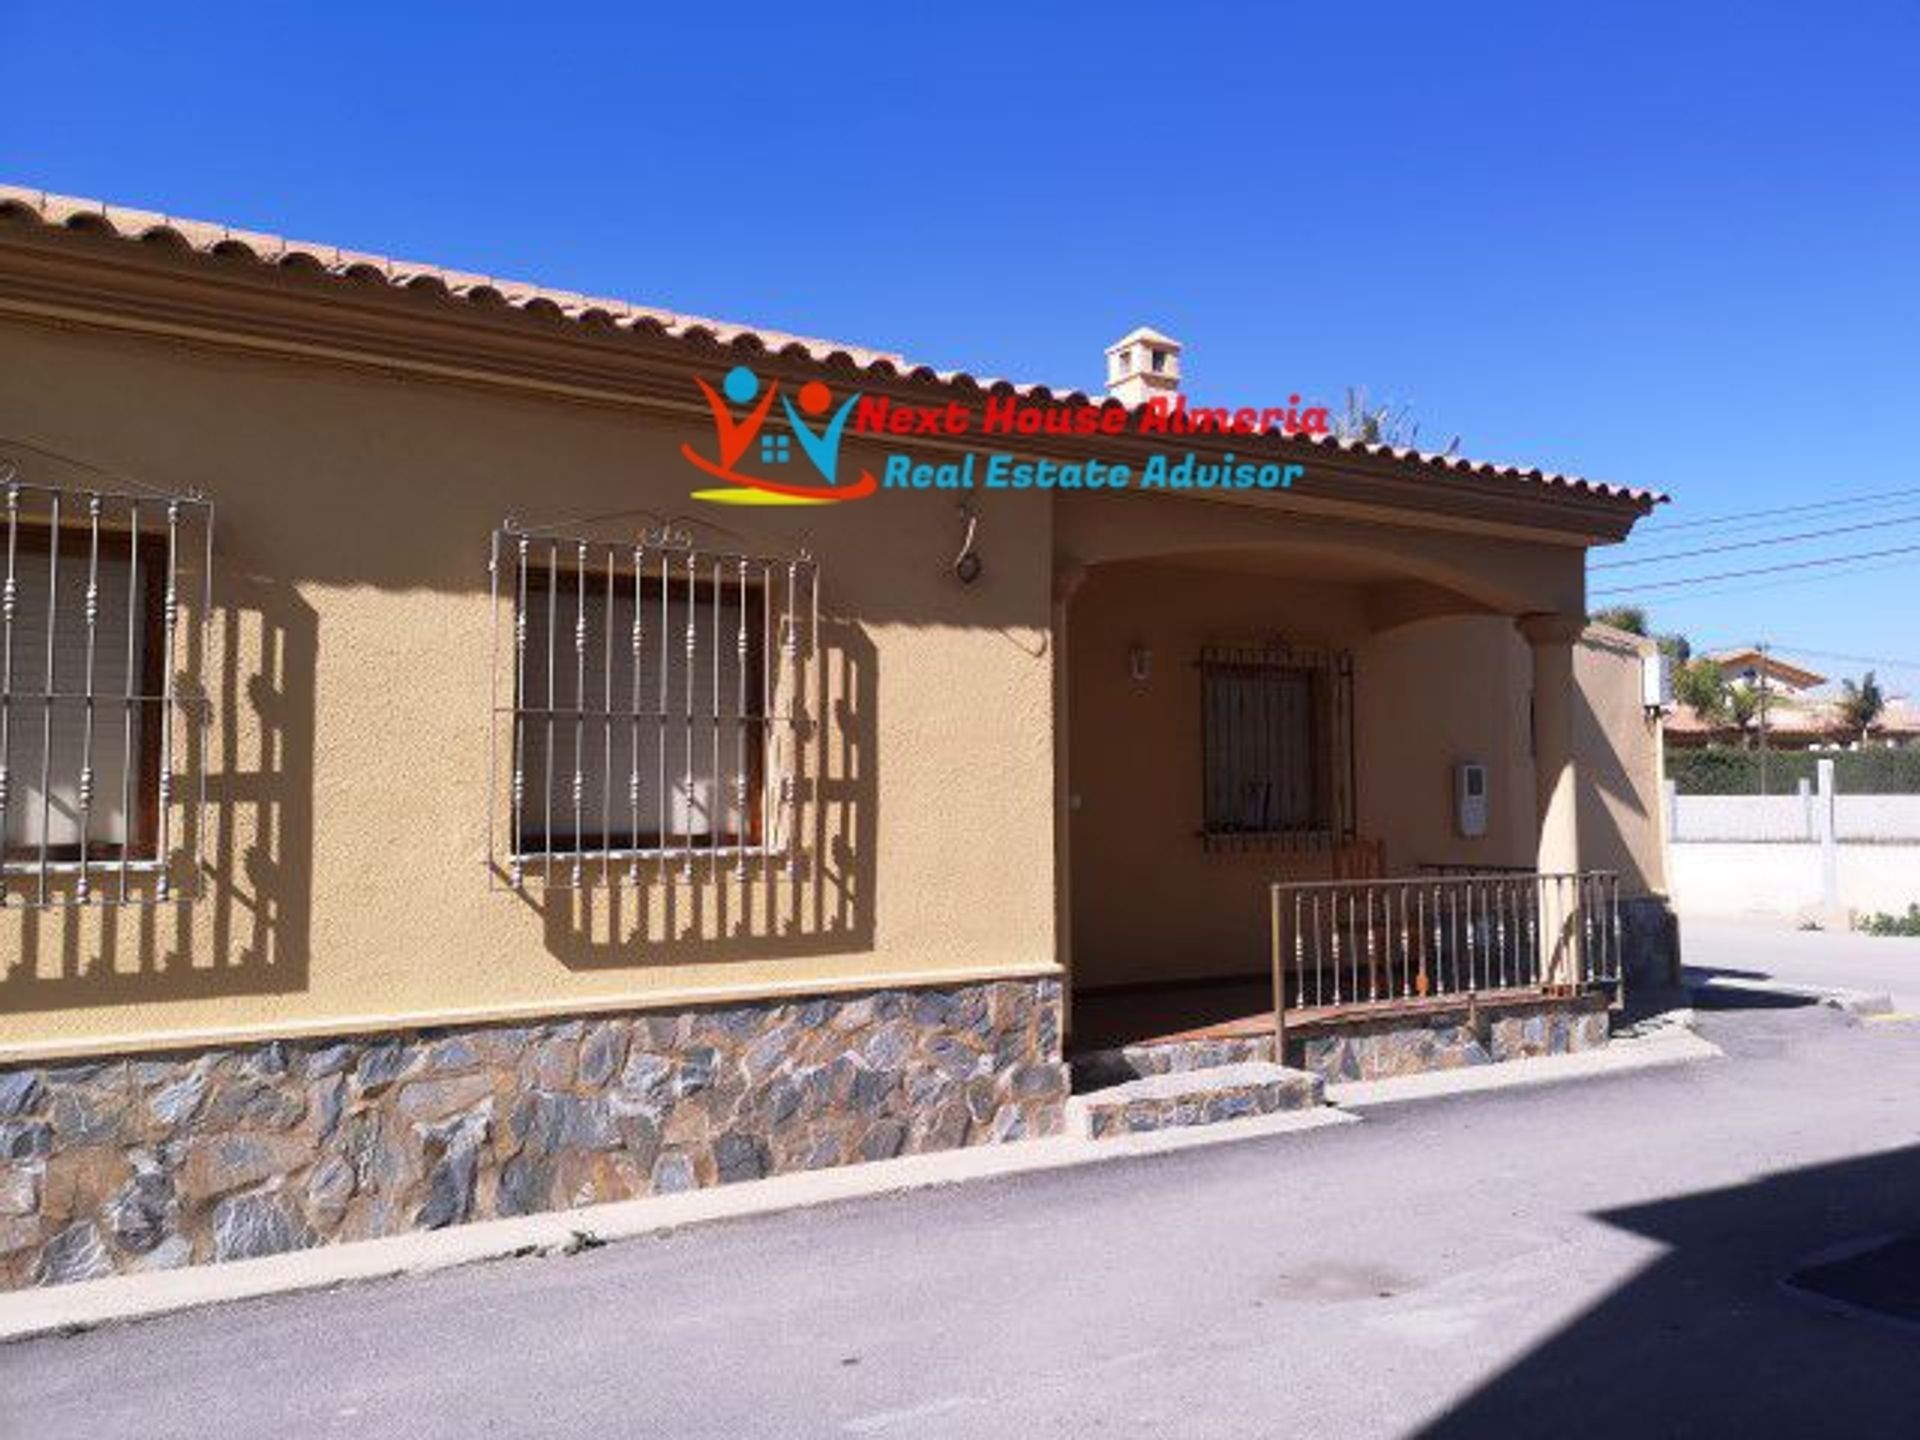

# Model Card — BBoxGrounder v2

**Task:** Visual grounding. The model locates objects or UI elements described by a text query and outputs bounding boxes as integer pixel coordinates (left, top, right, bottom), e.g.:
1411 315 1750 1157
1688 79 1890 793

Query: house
1704 648 1826 695
0 186 1671 1289
1664 698 1920 750
1665 648 1920 750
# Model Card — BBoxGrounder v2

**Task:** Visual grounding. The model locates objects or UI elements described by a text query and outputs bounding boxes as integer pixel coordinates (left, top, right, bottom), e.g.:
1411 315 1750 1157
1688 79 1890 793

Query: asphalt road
10 928 1920 1439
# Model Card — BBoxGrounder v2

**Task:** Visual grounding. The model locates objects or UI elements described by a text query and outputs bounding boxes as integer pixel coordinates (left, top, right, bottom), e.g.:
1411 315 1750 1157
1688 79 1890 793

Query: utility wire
1631 482 1920 535
1693 641 1920 671
1594 511 1920 570
1590 541 1920 597
1602 556 1920 609
1622 492 1920 546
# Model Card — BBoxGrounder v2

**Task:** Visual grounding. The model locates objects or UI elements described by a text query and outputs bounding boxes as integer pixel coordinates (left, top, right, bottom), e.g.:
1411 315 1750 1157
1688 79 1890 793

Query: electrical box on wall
1455 761 1488 839
1642 650 1674 711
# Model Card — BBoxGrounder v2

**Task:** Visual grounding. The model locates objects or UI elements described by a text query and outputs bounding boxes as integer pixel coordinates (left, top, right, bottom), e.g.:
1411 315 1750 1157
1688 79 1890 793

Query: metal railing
1268 871 1623 1043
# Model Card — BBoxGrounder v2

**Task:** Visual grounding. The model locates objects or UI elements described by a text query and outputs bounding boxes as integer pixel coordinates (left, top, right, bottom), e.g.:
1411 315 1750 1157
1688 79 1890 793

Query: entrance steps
1066 1030 1324 1139
1072 1033 1277 1090
1066 1062 1323 1138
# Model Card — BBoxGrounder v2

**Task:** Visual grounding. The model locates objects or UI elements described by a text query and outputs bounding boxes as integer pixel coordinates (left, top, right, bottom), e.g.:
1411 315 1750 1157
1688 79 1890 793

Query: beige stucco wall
0 318 1060 1057
1355 615 1539 874
1573 623 1668 897
0 294 1652 1056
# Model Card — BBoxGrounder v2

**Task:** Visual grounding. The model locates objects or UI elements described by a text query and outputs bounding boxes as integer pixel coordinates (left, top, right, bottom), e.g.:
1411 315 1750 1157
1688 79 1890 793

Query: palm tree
1725 682 1762 747
1836 671 1887 743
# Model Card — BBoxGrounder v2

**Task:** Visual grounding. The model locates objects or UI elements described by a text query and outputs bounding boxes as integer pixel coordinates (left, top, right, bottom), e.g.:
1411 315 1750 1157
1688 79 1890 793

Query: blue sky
3 2 1916 691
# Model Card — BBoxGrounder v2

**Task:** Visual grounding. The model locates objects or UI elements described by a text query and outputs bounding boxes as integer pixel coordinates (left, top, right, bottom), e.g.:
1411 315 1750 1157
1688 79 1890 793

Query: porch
1051 507 1635 1100
1071 869 1622 1088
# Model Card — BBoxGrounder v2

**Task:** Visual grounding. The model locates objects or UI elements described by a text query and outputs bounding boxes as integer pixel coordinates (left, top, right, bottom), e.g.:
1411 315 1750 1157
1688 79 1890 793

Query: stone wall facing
1620 894 1682 991
1289 994 1609 1083
0 978 1065 1290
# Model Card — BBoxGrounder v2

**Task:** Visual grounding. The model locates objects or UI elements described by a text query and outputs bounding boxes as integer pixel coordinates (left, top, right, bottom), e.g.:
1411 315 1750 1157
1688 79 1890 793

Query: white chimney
1105 326 1182 409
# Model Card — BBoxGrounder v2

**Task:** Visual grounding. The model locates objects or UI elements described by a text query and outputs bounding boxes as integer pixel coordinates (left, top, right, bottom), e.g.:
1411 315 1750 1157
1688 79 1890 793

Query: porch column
1520 613 1584 986
1519 613 1583 869
1053 563 1089 1041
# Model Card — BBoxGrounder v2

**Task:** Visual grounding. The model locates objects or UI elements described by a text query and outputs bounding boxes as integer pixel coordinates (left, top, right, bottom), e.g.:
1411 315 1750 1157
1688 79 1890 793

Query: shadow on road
1418 1143 1920 1438
1617 965 1821 1027
1683 971 1823 1011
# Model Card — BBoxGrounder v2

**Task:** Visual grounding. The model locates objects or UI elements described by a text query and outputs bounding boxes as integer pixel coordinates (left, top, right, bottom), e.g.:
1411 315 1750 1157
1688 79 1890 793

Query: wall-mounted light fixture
1128 644 1153 683
952 502 982 585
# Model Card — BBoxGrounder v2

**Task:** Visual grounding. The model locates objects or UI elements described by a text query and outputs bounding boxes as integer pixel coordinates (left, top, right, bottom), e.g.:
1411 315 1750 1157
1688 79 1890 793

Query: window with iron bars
489 526 816 890
1200 643 1354 852
0 470 213 906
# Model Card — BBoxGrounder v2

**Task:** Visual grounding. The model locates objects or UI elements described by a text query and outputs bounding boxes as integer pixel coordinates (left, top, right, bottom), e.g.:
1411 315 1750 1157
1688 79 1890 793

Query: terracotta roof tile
1667 696 1920 739
0 184 1665 509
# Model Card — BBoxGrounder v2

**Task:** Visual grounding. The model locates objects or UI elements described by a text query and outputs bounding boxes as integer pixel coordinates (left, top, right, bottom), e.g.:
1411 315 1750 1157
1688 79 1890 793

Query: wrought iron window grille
1199 642 1356 854
0 459 213 908
488 519 817 892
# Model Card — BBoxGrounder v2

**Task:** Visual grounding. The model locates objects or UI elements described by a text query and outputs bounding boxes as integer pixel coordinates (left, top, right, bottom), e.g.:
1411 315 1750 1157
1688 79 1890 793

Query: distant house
1666 649 1920 749
1703 648 1826 695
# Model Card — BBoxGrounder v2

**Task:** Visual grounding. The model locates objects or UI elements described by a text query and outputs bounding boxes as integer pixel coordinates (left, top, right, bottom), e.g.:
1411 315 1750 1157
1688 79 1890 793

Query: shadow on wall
1572 656 1657 895
0 570 317 1012
533 614 877 968
1418 1141 1920 1437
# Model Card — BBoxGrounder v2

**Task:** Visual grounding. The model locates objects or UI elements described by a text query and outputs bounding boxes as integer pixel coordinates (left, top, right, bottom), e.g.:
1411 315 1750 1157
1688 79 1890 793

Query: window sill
1199 830 1345 854
0 857 165 877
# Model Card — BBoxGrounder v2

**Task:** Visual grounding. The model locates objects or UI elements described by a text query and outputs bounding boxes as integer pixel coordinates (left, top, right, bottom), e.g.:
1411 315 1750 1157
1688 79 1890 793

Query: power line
1593 510 1920 570
1626 491 1920 546
1632 482 1920 535
1694 641 1920 672
1590 541 1920 597
1606 556 1920 609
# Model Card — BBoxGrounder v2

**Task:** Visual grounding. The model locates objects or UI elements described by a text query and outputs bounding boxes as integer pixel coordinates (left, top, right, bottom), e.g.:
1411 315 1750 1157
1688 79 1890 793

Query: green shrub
1859 905 1920 938
1667 746 1920 795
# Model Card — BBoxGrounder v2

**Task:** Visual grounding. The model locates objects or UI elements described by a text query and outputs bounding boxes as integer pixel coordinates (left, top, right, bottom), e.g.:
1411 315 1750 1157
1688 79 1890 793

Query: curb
0 1107 1356 1344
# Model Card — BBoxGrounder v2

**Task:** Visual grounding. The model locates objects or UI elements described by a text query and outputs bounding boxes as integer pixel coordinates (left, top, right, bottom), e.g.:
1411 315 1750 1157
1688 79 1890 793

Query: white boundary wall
1667 758 1920 919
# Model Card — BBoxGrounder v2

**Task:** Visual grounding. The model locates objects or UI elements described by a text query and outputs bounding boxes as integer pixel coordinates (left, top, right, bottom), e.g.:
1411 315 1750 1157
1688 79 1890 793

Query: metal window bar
0 472 212 908
1199 643 1355 853
489 524 815 891
1269 872 1623 1043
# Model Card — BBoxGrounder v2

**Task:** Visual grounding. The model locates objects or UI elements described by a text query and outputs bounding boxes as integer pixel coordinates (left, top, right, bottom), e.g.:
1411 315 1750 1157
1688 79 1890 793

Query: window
491 528 815 889
1150 348 1167 374
0 479 211 905
1200 644 1353 850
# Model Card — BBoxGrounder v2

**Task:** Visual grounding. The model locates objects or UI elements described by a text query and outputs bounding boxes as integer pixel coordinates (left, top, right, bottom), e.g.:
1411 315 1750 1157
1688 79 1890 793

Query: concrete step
1066 1062 1324 1139
1072 1033 1278 1090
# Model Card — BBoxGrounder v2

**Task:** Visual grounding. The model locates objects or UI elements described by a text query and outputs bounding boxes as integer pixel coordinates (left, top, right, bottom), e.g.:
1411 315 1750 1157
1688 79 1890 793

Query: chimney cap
1105 325 1182 356
1106 326 1183 405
